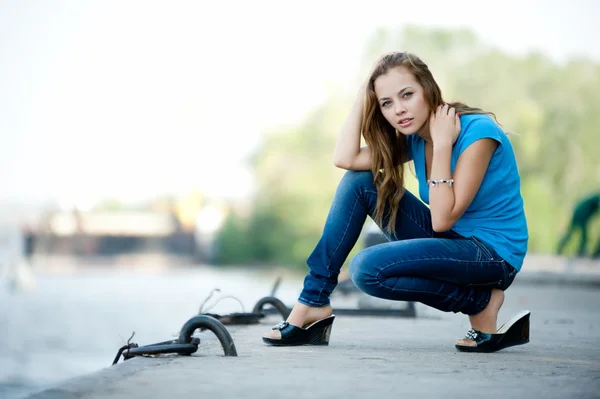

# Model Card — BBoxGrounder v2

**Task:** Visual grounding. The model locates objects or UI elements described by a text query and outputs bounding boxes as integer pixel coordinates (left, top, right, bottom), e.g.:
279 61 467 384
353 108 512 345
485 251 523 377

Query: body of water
0 265 303 399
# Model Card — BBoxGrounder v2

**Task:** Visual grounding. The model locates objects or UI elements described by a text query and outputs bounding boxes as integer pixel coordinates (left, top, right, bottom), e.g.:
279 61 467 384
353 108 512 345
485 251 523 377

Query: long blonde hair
362 52 498 236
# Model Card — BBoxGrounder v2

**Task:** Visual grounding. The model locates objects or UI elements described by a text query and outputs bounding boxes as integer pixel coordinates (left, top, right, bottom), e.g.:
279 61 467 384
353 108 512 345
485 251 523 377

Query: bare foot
456 288 505 347
264 302 333 340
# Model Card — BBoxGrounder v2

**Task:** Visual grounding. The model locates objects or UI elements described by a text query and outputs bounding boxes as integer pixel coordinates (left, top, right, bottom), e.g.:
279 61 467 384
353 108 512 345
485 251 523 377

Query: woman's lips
398 118 413 128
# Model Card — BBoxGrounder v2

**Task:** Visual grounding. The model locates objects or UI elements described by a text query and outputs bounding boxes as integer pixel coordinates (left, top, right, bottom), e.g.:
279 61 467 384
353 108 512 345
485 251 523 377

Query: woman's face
373 66 430 136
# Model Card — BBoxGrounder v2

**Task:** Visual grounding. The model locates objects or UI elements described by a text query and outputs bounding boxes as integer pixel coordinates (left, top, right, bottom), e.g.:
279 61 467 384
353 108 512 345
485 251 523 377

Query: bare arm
428 105 500 232
335 53 401 171
429 139 498 232
332 84 372 171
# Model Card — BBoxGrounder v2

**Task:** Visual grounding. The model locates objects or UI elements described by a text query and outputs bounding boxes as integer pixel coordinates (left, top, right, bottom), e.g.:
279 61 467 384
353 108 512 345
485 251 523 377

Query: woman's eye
403 92 413 98
381 101 391 107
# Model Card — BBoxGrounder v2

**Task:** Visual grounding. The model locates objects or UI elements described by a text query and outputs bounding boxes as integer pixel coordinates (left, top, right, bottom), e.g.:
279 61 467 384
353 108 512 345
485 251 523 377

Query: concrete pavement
28 281 600 399
514 254 600 287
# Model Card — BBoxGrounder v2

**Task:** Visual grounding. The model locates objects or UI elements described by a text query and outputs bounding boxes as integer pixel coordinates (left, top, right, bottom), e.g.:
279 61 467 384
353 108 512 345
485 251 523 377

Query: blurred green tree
215 25 600 267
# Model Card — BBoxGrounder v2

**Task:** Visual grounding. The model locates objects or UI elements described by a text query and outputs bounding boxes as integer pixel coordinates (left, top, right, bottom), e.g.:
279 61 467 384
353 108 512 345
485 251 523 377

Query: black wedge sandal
262 315 335 346
455 310 530 353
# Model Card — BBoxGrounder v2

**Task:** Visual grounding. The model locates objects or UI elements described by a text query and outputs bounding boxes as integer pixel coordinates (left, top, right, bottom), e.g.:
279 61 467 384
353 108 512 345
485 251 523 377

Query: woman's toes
265 330 281 339
456 338 477 347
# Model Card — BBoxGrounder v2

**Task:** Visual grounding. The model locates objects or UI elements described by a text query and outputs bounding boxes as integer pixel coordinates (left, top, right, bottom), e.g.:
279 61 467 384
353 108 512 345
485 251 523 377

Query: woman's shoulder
457 114 506 146
460 113 503 133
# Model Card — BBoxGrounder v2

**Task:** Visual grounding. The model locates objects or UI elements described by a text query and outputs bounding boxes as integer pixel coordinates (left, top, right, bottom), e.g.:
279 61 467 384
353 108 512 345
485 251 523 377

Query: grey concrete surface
515 254 600 287
27 282 600 399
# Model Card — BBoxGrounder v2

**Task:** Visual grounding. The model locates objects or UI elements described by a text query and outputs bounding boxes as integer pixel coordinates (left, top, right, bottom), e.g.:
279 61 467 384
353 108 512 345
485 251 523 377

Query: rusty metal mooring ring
252 296 291 320
178 315 238 356
112 315 237 365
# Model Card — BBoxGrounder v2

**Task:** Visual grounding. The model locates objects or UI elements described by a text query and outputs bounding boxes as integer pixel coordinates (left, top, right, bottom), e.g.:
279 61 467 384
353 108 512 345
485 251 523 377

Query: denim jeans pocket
470 236 519 290
467 236 506 288
470 236 499 261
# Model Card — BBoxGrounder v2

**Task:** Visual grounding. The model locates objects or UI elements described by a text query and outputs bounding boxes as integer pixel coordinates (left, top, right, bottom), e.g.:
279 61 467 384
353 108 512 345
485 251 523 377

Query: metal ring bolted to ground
252 296 291 320
178 315 238 356
112 315 237 365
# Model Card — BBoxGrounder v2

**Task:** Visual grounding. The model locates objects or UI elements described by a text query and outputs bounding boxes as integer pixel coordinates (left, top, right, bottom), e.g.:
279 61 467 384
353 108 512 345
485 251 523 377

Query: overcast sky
1 0 598 208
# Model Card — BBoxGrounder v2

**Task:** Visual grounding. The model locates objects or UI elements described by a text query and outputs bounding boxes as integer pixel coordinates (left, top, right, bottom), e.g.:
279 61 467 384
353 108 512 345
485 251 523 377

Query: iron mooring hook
112 343 138 366
112 315 237 365
179 315 237 356
252 296 291 320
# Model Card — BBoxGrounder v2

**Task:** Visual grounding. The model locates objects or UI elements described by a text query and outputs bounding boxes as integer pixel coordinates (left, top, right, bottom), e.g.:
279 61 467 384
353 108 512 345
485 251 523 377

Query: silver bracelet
427 178 454 188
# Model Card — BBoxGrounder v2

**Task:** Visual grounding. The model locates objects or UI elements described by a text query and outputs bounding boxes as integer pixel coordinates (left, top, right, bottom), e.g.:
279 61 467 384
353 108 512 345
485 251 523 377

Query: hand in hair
429 104 461 147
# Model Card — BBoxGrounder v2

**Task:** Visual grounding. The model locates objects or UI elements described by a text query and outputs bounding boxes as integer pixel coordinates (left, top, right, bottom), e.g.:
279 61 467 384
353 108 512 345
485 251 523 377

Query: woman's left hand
429 104 461 147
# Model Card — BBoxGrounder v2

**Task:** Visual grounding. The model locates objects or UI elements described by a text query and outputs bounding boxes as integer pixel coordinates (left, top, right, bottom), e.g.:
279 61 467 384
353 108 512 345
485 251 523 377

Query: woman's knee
349 249 378 291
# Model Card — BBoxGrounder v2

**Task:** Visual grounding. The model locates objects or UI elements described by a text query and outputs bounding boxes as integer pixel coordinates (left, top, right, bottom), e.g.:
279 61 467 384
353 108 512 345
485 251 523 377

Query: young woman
263 52 530 352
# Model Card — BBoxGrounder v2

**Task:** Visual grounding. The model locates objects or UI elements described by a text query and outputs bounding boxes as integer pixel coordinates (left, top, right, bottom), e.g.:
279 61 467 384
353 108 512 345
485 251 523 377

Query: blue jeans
298 170 517 316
